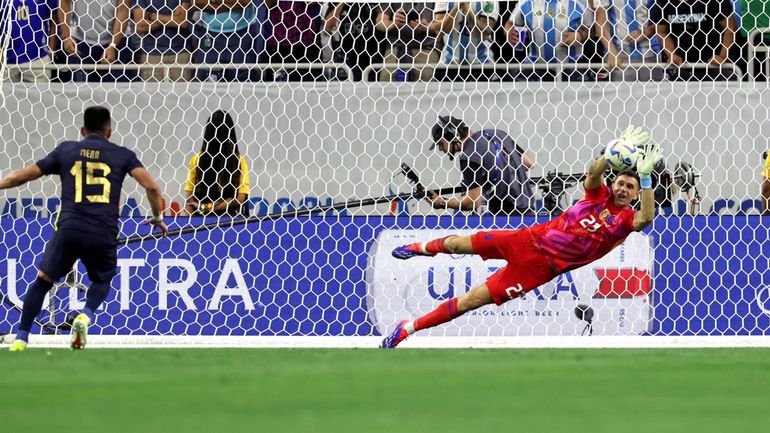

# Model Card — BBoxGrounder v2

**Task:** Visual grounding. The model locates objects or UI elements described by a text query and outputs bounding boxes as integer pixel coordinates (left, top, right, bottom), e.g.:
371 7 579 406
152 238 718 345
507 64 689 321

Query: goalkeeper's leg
392 230 521 260
380 283 493 348
382 230 557 348
391 235 474 259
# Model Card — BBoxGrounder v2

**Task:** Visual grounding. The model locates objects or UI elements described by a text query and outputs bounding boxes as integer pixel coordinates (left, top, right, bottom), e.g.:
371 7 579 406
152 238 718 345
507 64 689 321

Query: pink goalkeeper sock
413 298 460 331
424 236 451 255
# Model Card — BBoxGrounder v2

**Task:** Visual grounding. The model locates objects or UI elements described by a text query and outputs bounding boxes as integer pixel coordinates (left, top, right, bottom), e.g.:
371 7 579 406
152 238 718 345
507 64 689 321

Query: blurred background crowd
2 0 769 83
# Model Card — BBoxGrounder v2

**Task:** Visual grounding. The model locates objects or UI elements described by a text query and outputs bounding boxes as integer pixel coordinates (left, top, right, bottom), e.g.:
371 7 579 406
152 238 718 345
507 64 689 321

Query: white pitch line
5 335 770 349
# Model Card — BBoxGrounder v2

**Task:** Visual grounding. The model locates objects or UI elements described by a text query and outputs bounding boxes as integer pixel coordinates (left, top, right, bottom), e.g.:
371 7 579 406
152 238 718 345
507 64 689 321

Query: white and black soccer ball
604 139 640 172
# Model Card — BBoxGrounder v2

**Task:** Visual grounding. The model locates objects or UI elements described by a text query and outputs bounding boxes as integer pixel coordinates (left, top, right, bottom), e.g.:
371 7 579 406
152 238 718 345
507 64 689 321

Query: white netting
1 1 770 347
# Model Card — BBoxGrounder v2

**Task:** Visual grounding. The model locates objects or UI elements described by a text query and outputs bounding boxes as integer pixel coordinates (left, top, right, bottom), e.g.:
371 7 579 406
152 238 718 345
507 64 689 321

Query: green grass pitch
1 348 769 433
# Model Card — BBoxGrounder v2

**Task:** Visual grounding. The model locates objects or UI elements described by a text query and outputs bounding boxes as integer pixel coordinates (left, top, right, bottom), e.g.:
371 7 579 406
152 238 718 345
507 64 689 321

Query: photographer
428 115 535 215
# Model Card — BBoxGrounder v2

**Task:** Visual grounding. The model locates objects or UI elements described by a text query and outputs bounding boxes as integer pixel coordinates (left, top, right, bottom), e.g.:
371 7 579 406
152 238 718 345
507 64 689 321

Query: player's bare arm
131 166 169 235
0 164 43 190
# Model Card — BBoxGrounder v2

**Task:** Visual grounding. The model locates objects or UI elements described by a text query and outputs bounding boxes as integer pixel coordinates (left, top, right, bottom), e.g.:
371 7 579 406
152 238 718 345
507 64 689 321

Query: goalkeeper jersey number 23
528 184 637 273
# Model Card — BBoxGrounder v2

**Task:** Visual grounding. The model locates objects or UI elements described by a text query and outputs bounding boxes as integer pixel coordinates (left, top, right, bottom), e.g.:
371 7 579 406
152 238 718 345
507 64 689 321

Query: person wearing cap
428 115 535 216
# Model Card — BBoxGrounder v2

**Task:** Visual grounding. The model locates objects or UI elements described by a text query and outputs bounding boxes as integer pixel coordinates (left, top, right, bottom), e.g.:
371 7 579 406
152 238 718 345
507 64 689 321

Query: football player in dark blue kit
1 106 169 351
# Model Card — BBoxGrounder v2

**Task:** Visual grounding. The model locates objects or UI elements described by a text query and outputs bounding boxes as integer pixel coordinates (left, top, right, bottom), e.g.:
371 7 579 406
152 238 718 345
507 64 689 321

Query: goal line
8 335 770 349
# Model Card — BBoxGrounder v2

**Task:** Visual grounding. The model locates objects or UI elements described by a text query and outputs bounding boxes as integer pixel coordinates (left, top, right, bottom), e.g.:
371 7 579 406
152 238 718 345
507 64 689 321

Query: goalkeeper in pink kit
381 126 662 348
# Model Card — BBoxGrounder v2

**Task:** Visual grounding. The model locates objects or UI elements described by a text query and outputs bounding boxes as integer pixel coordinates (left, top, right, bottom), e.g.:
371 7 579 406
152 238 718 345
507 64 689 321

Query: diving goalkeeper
381 126 661 348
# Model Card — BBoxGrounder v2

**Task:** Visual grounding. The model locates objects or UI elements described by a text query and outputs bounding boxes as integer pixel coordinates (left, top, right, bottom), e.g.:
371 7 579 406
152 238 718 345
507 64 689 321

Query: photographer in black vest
428 115 536 215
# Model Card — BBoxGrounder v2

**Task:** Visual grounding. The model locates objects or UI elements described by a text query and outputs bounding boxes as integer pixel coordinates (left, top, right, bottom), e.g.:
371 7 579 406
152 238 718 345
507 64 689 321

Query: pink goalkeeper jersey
528 184 637 273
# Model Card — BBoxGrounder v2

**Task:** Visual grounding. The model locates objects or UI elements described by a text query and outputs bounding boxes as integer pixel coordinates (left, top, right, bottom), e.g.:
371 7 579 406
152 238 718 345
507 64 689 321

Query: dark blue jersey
36 135 143 237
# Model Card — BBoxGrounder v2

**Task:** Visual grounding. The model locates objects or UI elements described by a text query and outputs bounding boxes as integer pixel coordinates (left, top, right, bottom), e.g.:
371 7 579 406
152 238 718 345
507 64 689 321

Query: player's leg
10 232 75 351
9 271 56 352
414 282 494 329
384 232 502 347
392 230 522 261
382 230 553 348
380 283 494 348
392 235 475 259
69 279 111 351
73 236 119 350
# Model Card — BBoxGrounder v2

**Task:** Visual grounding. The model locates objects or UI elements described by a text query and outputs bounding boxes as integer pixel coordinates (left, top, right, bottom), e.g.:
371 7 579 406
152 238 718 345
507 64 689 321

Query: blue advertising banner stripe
1 216 769 336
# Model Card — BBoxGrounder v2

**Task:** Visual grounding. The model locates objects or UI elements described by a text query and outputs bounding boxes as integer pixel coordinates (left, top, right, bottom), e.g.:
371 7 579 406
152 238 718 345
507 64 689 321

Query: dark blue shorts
38 230 118 283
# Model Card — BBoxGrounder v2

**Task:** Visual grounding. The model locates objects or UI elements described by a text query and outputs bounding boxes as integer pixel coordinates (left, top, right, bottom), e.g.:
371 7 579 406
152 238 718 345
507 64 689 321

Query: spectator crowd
2 0 770 82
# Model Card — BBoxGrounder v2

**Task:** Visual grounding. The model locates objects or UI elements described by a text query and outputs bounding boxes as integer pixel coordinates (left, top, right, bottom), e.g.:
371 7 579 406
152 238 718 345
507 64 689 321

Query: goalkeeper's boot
70 313 90 350
380 320 409 349
9 339 27 352
392 244 433 260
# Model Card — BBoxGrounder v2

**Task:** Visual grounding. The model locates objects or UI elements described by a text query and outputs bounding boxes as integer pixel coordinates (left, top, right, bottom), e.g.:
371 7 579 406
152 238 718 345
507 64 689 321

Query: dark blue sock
83 281 111 323
17 277 54 342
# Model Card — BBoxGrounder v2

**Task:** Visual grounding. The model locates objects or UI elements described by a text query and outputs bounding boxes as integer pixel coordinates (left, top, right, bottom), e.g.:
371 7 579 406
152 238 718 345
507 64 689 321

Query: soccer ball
604 139 640 172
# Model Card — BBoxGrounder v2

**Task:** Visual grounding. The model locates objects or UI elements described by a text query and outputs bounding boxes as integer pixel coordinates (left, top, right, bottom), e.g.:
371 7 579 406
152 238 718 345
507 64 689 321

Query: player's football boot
8 339 27 352
380 320 409 349
70 313 90 350
392 244 433 260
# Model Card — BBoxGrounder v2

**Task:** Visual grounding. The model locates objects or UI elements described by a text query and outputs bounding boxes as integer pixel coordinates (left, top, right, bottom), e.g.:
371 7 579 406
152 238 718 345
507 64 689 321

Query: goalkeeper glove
636 144 663 189
620 125 651 148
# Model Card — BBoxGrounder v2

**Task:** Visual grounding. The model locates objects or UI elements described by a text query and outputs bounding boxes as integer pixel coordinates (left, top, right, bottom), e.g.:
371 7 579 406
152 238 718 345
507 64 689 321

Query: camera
534 171 584 215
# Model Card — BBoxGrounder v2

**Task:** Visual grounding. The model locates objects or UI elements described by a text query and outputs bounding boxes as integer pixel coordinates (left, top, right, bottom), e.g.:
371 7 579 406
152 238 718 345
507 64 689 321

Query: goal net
1 1 769 347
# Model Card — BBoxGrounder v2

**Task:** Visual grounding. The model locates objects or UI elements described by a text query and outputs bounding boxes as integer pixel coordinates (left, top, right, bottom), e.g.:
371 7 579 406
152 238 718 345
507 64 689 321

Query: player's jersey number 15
69 161 111 203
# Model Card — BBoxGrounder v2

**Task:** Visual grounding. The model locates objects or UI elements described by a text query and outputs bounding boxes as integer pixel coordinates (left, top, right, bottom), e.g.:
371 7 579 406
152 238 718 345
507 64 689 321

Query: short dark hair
429 116 469 150
615 170 641 190
83 106 112 133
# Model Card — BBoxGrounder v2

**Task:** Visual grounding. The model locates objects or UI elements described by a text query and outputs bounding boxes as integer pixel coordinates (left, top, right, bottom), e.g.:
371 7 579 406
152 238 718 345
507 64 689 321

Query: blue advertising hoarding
1 216 769 336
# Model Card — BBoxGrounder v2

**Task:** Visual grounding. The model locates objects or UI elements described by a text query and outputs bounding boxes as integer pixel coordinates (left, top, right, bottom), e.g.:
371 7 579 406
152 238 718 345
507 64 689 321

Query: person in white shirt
505 0 592 80
594 0 663 80
431 2 498 79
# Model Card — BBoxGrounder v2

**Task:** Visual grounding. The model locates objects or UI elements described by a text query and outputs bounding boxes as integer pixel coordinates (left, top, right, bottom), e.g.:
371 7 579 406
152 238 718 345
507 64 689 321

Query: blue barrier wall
1 216 769 336
653 216 770 335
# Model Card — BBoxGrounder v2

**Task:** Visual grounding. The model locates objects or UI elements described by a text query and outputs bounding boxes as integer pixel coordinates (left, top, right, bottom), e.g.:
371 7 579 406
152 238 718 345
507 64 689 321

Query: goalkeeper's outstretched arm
633 144 662 231
584 156 609 191
633 181 655 231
